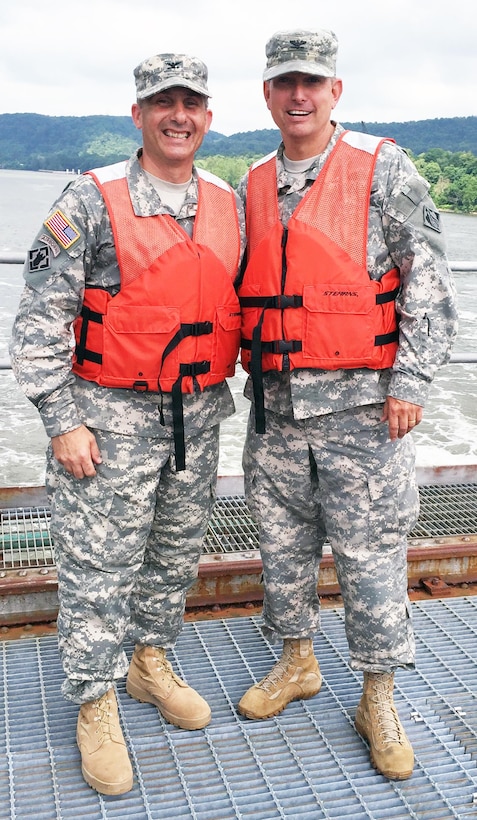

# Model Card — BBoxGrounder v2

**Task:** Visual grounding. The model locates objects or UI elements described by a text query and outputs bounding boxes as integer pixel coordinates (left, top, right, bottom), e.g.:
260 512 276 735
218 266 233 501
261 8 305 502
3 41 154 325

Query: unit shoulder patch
28 246 51 272
423 206 441 233
44 209 80 249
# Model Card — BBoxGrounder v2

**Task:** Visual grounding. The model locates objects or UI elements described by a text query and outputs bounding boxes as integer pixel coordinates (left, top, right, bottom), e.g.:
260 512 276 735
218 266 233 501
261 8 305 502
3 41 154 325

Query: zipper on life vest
280 226 290 372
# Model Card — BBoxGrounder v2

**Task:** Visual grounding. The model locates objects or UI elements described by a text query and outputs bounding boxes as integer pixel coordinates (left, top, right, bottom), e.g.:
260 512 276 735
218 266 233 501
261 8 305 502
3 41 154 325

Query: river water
0 169 476 487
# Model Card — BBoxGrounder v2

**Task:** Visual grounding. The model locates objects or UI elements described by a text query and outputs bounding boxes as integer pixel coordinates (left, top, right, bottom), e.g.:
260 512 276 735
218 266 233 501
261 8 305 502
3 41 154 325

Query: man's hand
51 425 102 478
381 397 423 441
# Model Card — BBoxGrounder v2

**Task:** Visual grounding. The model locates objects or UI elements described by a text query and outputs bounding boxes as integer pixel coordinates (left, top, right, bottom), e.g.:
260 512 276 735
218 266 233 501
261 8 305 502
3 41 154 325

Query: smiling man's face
132 86 212 181
264 72 342 159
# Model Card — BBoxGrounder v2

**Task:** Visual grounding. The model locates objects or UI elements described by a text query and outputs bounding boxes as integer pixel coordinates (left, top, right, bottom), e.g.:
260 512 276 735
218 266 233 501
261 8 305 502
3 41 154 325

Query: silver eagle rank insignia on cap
263 29 338 81
134 53 211 100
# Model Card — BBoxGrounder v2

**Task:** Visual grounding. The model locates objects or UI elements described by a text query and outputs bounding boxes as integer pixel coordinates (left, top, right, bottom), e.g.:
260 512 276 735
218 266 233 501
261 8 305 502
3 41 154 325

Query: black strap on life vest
240 227 302 434
244 297 303 435
375 330 399 345
376 287 400 304
171 361 211 471
159 321 213 471
239 294 303 309
160 321 213 364
75 305 103 365
374 286 400 345
239 297 303 433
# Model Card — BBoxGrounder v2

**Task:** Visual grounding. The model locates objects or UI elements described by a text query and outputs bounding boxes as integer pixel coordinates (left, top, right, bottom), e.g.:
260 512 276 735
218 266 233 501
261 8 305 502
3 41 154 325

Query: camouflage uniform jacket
237 123 458 418
10 150 246 439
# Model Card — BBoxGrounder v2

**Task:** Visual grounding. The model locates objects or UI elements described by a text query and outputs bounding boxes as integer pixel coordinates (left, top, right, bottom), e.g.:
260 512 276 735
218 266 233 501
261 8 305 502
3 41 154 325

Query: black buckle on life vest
261 339 302 354
185 321 213 337
275 294 303 309
179 361 211 377
161 322 213 368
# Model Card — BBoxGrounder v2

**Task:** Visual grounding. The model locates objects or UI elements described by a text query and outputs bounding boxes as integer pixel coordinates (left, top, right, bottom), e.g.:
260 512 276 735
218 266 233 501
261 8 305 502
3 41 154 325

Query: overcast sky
1 0 475 136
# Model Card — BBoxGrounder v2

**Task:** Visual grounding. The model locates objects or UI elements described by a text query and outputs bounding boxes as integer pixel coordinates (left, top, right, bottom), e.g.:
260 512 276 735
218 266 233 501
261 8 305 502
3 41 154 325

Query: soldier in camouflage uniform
10 53 245 795
235 30 458 780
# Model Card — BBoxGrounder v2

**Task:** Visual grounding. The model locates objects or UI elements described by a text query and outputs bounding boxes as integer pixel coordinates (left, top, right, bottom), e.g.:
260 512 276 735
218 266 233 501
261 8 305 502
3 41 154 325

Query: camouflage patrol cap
134 53 211 100
263 29 338 81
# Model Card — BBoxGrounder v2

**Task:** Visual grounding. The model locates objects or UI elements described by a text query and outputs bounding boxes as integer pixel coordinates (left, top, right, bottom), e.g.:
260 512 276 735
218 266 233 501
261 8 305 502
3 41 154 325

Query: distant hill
202 117 477 158
0 113 475 172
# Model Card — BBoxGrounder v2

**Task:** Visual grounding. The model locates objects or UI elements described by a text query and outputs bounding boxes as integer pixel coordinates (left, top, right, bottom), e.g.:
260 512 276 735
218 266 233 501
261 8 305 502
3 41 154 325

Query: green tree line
411 148 477 213
1 113 476 212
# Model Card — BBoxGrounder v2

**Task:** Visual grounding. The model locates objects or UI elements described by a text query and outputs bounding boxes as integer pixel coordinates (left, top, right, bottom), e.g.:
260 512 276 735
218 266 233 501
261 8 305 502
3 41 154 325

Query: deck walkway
1 597 477 819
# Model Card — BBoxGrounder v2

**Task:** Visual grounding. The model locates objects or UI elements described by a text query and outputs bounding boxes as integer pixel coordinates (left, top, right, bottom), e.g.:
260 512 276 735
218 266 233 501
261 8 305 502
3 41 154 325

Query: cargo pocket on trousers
366 473 401 552
47 461 117 561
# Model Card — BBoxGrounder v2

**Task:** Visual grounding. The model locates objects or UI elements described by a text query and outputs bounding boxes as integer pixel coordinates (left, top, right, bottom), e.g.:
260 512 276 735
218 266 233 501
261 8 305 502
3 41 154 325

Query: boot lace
93 692 116 739
150 649 182 691
257 646 295 693
369 673 406 745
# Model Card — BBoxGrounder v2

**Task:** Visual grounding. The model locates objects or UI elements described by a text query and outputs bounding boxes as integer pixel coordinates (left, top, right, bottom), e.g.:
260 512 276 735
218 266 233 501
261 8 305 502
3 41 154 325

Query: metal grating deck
2 483 477 569
0 505 54 569
410 483 477 539
1 598 477 819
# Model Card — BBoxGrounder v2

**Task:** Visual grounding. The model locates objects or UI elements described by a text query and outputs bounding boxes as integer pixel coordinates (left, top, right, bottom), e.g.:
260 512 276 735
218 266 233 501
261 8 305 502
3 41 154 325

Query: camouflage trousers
243 403 419 672
46 424 219 703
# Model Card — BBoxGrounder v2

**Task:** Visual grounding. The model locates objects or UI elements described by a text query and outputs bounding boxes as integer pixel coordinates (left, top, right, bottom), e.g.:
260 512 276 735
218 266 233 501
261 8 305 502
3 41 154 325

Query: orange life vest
72 163 241 468
238 131 400 431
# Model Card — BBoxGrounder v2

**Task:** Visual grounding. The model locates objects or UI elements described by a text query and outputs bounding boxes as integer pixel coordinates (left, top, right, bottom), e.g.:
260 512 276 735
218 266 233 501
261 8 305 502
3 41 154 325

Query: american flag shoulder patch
44 209 80 249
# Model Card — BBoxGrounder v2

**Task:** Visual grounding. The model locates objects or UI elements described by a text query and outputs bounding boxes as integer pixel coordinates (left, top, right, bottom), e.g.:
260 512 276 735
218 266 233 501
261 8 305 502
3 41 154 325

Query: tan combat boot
355 671 414 780
237 638 322 719
126 644 211 730
76 688 133 795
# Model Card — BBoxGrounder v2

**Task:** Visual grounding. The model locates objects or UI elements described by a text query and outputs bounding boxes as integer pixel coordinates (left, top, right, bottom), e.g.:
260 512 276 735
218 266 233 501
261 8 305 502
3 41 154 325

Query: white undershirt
145 171 192 214
282 155 320 174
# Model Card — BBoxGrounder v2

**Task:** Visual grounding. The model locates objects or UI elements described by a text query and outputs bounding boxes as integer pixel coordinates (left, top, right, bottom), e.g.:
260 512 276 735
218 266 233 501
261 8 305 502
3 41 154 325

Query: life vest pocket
101 305 181 389
303 282 375 314
104 304 179 334
301 283 376 365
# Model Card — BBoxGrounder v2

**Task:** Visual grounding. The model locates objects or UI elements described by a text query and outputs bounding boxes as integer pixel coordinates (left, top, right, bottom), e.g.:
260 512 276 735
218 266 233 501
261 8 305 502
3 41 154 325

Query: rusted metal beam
1 535 477 629
2 481 477 628
0 485 48 509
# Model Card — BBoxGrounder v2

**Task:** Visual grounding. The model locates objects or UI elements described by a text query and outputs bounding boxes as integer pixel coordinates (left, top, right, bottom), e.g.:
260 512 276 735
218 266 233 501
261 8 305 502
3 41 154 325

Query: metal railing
1 254 477 368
